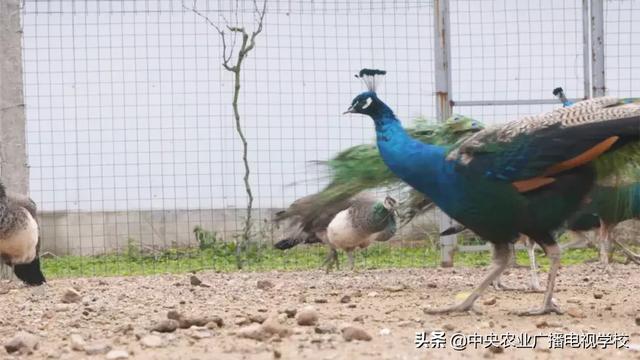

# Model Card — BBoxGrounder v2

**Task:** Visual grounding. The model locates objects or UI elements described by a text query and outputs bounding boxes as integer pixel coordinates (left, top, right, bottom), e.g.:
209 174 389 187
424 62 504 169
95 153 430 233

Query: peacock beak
343 105 356 114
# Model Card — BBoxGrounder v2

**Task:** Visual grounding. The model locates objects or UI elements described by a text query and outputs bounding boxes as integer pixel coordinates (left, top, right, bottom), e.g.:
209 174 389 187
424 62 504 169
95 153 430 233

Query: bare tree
184 0 267 268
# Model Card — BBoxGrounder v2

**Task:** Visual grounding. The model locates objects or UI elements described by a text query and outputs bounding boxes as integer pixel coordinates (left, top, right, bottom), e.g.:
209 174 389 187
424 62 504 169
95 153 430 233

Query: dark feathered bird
0 183 46 286
346 69 640 315
274 116 484 250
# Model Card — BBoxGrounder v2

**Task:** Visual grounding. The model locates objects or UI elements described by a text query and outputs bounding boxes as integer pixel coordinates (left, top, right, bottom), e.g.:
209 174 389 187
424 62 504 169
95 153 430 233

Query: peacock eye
361 97 373 109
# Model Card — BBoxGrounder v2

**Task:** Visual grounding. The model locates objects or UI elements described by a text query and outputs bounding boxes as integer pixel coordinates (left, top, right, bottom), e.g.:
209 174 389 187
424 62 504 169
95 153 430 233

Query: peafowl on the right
346 68 640 315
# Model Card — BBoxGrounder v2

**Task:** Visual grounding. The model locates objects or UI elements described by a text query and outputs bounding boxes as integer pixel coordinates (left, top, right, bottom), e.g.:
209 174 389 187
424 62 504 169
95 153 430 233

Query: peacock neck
372 111 459 213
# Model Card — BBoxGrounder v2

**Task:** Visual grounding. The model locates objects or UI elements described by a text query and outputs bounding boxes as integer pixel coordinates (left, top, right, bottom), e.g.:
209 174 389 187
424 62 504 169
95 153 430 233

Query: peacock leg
525 237 544 292
424 242 511 314
492 243 520 291
517 243 563 316
613 239 640 264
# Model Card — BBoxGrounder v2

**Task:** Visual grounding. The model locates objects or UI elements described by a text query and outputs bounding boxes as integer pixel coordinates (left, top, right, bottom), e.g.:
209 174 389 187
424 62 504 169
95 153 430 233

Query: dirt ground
1 263 639 360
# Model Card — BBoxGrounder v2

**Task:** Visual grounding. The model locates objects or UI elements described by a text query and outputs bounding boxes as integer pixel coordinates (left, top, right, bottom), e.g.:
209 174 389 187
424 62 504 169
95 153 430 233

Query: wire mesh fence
15 0 640 277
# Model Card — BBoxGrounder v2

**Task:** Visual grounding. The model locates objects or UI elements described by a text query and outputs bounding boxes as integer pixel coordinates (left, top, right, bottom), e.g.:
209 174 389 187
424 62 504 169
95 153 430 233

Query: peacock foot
526 283 545 293
423 302 481 315
492 279 523 292
515 299 563 316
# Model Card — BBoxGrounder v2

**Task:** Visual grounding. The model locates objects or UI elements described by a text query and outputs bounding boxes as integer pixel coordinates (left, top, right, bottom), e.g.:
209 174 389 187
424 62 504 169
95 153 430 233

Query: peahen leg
613 239 640 264
322 247 339 273
346 250 356 271
517 242 563 316
598 220 612 266
424 242 511 314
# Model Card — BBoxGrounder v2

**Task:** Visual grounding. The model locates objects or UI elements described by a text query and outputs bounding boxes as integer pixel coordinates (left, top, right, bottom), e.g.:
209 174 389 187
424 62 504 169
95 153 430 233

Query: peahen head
444 114 484 134
382 195 398 211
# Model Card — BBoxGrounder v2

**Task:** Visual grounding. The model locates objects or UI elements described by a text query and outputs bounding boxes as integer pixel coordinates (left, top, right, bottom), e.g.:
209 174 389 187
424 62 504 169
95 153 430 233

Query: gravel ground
1 263 639 360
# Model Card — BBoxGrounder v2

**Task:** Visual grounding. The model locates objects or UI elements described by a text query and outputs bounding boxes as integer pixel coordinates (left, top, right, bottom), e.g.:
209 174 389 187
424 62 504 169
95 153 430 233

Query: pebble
84 341 111 355
567 307 586 319
384 284 406 292
636 316 640 326
535 320 562 328
140 335 164 348
314 325 337 334
341 326 372 341
340 295 351 304
296 306 318 326
190 330 213 339
106 350 129 359
314 298 328 304
69 334 85 351
189 275 202 286
249 314 267 324
4 331 39 354
594 293 604 299
152 319 179 333
487 345 504 354
257 280 274 290
236 324 271 341
483 297 497 306
367 291 379 297
283 308 297 318
379 328 391 336
442 323 455 331
61 288 82 304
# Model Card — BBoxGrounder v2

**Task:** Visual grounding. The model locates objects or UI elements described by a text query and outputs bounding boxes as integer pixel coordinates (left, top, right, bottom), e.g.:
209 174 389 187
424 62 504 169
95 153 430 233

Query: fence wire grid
15 0 640 276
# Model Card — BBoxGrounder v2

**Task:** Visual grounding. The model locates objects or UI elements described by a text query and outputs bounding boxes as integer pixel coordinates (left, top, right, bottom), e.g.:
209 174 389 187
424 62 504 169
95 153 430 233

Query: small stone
249 314 267 324
106 350 129 359
567 307 586 319
339 295 351 304
341 326 372 341
535 320 561 328
604 305 612 311
152 319 179 333
69 334 85 351
140 335 164 348
427 283 438 288
257 280 274 290
442 323 455 331
483 297 497 306
189 275 202 286
273 349 282 359
237 324 269 341
635 316 640 326
384 284 406 292
206 316 224 328
367 291 379 298
61 288 82 303
235 317 251 326
283 309 297 318
296 306 318 326
314 325 337 334
314 298 328 304
84 341 111 355
190 330 213 339
5 331 39 354
594 293 604 299
261 317 290 338
379 328 391 336
487 345 504 354
567 298 581 304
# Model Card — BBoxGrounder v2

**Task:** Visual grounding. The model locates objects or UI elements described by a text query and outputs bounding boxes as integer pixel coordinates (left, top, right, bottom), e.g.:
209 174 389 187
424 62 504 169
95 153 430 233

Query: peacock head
344 69 391 118
343 91 386 117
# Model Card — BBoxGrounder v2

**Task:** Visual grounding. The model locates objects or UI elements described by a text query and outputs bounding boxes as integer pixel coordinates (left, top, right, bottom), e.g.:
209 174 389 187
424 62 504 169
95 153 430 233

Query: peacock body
274 115 483 250
346 69 640 315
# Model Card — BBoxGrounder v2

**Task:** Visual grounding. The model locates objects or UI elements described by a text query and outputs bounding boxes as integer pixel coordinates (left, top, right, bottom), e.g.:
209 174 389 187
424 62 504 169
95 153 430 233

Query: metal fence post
582 0 591 98
0 0 30 279
590 0 605 97
433 0 456 267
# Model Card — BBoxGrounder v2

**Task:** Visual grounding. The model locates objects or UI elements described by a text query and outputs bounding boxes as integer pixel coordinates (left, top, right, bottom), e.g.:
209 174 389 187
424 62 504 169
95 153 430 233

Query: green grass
40 242 609 279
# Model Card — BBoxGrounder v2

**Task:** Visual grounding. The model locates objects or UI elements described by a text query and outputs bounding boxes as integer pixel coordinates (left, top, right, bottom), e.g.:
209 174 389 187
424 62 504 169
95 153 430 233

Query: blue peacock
345 69 640 315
